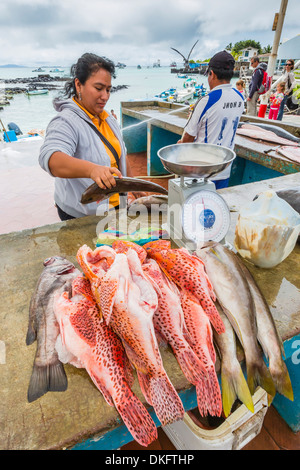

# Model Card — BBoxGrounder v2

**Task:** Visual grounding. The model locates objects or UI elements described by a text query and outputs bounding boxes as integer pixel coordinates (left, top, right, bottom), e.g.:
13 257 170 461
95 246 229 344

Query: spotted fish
54 275 158 447
76 245 184 426
180 289 222 417
143 240 225 334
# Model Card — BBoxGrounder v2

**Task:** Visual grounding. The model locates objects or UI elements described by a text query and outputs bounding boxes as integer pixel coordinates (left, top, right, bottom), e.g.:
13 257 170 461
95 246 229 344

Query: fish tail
27 361 68 403
137 371 153 405
269 357 294 401
149 374 184 426
196 366 222 417
114 391 158 447
172 345 207 385
221 360 254 417
247 358 276 398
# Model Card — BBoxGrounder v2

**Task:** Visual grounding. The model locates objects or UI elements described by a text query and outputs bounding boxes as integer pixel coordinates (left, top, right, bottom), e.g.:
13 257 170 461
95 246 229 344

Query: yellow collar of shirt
72 97 109 127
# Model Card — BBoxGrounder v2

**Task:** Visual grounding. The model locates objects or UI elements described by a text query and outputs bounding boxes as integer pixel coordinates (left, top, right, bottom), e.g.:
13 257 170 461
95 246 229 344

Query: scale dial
182 189 230 244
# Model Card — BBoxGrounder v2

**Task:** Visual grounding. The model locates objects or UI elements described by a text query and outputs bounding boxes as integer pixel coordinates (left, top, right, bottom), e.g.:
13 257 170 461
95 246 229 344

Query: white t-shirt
185 84 244 180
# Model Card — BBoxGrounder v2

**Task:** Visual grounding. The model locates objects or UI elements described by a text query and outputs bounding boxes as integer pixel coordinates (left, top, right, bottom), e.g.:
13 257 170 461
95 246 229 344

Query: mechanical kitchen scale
157 143 236 250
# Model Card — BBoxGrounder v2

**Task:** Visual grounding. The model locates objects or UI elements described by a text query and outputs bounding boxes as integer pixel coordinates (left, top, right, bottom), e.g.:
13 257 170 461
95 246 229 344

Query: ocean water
0 66 211 133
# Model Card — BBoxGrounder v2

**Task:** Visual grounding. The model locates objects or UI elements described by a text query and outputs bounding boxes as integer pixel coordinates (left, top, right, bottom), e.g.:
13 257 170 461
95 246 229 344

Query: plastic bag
234 190 300 268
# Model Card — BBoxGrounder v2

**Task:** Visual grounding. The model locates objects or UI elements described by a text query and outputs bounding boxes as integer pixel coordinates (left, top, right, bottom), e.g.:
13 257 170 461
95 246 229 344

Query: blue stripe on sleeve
198 89 222 123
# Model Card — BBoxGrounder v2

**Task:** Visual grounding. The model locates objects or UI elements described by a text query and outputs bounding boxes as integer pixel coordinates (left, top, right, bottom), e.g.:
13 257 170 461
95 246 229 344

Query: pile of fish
26 240 293 447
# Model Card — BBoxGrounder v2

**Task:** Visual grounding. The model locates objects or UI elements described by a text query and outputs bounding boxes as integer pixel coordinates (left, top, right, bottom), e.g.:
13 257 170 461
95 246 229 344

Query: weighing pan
157 143 236 179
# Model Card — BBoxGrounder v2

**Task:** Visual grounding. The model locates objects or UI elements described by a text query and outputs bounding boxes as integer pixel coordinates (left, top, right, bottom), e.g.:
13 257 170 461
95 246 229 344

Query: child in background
235 79 246 98
268 83 285 120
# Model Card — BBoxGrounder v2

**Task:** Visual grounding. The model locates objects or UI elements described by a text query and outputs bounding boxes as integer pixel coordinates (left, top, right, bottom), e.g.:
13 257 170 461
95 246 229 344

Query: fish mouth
43 257 56 266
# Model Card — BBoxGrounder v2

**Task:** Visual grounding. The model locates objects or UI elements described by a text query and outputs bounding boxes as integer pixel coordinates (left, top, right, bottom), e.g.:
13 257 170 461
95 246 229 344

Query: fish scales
55 275 158 447
143 240 225 334
76 244 184 426
26 256 80 403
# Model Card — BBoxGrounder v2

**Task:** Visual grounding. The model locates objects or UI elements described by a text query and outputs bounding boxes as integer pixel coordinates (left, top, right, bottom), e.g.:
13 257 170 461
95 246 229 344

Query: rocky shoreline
0 74 128 108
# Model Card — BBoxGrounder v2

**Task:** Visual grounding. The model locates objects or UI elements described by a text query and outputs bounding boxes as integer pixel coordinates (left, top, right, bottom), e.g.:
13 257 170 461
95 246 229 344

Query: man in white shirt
178 50 244 189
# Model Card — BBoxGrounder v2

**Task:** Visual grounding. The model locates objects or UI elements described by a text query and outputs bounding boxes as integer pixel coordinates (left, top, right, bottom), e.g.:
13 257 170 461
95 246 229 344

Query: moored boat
26 89 49 96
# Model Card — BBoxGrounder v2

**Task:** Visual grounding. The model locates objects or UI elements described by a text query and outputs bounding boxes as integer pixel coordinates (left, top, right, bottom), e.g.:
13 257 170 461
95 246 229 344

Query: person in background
39 53 142 220
277 59 297 121
247 56 267 116
178 50 244 189
268 83 285 120
235 79 246 98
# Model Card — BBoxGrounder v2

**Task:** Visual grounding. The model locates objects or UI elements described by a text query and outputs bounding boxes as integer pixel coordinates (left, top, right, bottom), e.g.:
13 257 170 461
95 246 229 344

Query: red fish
180 289 223 417
54 275 158 447
112 240 147 263
142 258 207 386
143 240 225 334
76 245 184 426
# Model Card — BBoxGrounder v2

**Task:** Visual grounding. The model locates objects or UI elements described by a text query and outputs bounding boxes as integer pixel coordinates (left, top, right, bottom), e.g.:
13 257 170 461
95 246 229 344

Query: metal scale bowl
157 143 236 249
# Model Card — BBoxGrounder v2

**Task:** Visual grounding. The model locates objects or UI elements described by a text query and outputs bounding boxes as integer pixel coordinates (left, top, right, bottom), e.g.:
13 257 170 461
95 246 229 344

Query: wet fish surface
239 122 300 143
236 125 299 146
276 146 300 163
81 177 168 204
26 256 80 402
197 242 276 397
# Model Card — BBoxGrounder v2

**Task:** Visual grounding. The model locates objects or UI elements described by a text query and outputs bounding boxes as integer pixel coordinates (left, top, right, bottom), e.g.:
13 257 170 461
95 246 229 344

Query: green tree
232 40 262 55
262 44 272 53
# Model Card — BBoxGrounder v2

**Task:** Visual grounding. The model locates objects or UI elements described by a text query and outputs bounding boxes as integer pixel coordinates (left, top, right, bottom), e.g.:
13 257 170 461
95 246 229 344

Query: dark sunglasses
286 63 292 66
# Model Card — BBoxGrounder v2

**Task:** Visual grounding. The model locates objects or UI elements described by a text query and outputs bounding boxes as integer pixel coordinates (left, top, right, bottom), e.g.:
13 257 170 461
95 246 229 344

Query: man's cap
204 50 235 75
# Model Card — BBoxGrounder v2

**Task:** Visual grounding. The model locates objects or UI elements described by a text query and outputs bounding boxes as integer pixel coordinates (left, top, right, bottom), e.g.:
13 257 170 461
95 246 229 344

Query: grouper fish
197 242 276 398
81 177 168 204
26 256 80 402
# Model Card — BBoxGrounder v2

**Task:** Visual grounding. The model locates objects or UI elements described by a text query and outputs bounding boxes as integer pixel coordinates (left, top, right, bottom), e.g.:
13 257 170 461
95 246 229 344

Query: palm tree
171 40 199 70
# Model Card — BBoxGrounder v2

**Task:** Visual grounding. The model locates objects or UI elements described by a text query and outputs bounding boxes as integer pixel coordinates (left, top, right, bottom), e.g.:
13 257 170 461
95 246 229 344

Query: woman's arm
49 151 122 189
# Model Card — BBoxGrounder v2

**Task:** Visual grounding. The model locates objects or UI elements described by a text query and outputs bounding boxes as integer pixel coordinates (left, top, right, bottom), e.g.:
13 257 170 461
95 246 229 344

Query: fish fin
172 343 207 385
196 367 222 417
200 299 226 335
246 359 276 397
88 370 114 407
149 375 184 426
221 360 254 417
27 362 68 403
26 321 37 345
137 372 153 405
114 390 158 447
269 357 294 401
99 276 119 326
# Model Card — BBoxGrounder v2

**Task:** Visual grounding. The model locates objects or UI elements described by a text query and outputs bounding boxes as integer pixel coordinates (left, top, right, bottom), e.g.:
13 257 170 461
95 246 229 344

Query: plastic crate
163 388 268 450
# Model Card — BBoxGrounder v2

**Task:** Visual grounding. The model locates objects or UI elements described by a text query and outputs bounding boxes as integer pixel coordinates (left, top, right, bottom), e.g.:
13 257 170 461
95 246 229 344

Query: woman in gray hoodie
39 53 129 220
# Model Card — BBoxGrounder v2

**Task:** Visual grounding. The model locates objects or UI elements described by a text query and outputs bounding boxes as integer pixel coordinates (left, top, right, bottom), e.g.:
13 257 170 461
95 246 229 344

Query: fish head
112 240 147 263
76 245 115 281
43 256 76 275
143 239 171 255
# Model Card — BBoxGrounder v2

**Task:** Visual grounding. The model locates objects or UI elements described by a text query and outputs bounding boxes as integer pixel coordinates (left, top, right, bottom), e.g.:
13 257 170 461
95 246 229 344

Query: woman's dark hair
62 53 116 98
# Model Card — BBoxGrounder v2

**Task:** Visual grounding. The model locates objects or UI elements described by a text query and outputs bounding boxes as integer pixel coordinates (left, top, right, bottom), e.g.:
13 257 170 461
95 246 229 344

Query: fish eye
43 257 54 266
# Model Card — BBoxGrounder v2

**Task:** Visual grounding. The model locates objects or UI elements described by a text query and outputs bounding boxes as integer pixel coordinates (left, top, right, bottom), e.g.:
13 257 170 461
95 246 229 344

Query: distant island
0 64 27 68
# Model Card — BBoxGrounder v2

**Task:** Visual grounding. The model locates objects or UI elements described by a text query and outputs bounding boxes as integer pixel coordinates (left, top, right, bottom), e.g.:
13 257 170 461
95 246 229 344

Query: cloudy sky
0 0 299 66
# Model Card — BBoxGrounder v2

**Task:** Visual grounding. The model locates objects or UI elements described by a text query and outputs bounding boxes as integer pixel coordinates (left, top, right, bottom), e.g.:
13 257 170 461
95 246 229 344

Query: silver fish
239 122 300 143
128 194 168 212
197 242 276 397
26 256 80 402
81 177 168 204
213 301 254 417
234 256 294 401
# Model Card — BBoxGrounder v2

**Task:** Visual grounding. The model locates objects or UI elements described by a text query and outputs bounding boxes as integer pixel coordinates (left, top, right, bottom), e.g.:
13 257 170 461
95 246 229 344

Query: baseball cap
204 50 235 75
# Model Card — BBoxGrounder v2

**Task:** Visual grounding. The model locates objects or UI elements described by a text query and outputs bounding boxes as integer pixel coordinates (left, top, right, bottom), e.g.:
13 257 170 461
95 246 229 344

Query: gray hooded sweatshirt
39 98 127 218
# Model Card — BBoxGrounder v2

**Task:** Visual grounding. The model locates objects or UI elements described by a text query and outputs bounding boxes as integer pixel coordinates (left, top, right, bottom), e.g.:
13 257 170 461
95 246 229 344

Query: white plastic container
163 388 268 450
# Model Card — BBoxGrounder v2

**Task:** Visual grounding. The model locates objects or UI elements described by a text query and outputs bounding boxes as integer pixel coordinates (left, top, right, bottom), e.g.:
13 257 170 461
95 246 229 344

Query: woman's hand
89 165 123 189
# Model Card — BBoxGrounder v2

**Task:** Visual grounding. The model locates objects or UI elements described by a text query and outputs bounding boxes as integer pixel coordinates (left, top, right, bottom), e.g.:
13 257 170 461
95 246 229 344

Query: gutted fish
55 275 158 447
76 244 184 426
276 146 300 163
213 302 254 417
26 256 80 402
239 122 300 143
234 257 294 401
144 240 225 334
197 242 276 397
81 177 168 204
128 194 168 212
180 289 223 417
236 125 299 146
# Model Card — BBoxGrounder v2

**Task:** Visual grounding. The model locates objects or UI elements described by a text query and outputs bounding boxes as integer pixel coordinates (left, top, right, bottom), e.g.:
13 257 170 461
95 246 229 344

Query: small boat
183 78 197 88
177 74 188 79
32 67 46 72
155 87 177 101
194 84 207 98
137 65 142 69
168 87 195 103
49 68 64 73
26 89 49 96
